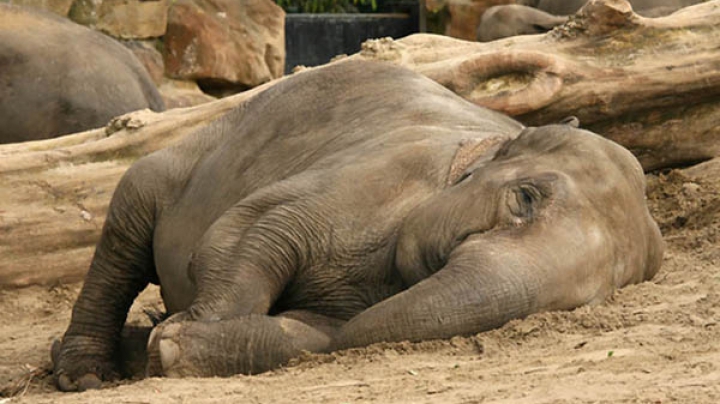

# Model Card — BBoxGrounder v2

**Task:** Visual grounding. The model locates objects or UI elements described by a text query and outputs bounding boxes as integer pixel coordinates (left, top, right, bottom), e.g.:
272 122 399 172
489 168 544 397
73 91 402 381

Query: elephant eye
509 184 543 219
519 187 534 205
506 173 557 221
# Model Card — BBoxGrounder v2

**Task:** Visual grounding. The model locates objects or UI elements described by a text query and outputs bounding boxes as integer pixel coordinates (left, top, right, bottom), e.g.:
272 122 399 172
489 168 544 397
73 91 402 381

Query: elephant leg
182 197 323 321
52 325 154 381
146 311 341 377
53 161 162 391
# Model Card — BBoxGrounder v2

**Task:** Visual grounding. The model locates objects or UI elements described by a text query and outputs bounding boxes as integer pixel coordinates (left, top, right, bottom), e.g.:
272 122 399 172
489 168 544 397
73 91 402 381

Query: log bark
1 0 719 288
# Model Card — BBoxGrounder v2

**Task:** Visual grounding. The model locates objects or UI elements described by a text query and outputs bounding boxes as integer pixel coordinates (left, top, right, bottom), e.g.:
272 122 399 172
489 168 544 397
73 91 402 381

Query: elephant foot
146 313 334 378
145 311 194 377
146 322 186 377
51 335 120 392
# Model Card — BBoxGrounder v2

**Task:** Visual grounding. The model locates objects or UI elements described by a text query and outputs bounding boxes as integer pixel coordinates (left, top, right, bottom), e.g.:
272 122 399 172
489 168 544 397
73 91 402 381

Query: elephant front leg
53 164 159 391
180 197 322 321
146 311 339 377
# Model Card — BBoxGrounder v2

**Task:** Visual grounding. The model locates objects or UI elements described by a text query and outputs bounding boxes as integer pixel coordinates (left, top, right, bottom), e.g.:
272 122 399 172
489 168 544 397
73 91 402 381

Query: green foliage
275 0 377 13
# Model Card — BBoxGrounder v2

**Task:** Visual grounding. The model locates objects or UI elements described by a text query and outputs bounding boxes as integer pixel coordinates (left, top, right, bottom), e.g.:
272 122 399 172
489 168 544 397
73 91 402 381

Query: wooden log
1 0 718 288
352 0 720 170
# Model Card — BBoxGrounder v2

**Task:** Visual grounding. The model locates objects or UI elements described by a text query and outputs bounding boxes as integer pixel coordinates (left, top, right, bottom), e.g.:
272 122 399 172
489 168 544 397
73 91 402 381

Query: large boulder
69 0 169 39
159 79 217 109
163 0 285 92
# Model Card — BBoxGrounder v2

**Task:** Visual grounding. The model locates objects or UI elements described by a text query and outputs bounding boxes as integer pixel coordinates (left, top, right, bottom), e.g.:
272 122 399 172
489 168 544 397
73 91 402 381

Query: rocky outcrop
163 0 285 92
69 0 168 39
159 80 218 109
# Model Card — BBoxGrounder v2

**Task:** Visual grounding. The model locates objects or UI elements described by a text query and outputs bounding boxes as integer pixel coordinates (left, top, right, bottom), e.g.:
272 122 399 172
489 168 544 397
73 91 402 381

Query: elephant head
335 125 663 347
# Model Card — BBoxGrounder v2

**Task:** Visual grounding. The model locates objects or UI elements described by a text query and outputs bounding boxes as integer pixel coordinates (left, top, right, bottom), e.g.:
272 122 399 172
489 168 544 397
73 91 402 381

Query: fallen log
1 0 718 288
353 0 720 170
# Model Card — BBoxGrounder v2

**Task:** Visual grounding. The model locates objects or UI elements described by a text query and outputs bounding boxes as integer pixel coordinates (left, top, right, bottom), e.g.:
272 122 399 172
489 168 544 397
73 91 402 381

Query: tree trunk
1 0 718 288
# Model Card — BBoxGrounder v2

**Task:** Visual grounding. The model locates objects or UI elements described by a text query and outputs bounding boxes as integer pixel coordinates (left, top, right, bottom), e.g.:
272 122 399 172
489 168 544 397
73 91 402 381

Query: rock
159 80 217 109
123 40 165 86
163 0 285 91
445 0 515 40
6 0 74 16
69 0 168 39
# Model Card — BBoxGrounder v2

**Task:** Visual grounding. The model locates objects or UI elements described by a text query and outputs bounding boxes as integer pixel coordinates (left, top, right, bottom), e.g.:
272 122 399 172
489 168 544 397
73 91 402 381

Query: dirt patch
1 162 719 403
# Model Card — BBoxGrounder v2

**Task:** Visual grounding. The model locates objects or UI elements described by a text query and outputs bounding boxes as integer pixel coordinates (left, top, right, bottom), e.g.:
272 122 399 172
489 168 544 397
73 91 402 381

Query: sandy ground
1 159 719 404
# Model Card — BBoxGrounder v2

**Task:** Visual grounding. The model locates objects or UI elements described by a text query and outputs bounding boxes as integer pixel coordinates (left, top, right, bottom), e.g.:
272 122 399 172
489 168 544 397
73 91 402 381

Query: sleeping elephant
0 4 164 143
52 60 663 391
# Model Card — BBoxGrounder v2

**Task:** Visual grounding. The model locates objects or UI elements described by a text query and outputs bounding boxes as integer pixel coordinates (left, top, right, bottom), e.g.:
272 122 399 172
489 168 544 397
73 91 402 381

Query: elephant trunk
332 237 543 349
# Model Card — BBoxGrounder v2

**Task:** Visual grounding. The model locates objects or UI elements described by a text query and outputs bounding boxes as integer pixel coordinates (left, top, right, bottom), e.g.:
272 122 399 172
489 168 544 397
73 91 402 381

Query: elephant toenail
77 373 102 391
159 338 180 371
57 374 76 392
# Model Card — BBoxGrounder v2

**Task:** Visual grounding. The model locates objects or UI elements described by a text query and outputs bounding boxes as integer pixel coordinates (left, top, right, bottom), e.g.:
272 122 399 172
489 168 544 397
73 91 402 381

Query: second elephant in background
478 0 709 42
476 5 567 42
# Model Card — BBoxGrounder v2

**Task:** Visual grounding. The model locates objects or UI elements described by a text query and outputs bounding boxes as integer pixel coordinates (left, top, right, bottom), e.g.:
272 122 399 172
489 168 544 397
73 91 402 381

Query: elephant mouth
430 228 492 273
453 228 486 250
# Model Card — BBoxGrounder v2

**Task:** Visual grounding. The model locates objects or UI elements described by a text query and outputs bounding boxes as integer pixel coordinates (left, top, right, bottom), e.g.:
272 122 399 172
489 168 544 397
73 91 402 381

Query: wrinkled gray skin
479 0 708 41
535 0 707 16
0 4 164 143
53 60 663 391
477 5 567 42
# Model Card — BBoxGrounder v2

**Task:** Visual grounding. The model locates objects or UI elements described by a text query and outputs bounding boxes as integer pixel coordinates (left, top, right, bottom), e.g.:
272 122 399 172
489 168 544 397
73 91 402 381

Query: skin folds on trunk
334 238 542 349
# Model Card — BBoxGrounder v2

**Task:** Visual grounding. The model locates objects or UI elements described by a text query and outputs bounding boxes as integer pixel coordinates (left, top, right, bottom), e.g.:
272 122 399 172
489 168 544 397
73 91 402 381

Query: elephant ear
447 136 510 185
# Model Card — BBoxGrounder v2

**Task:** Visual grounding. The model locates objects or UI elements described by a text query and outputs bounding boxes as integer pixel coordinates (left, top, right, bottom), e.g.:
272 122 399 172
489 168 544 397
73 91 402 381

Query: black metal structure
284 6 419 73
